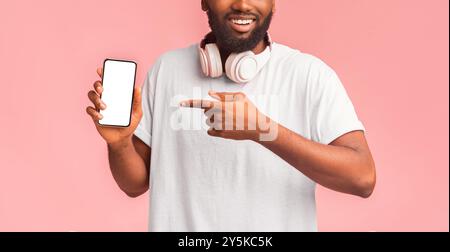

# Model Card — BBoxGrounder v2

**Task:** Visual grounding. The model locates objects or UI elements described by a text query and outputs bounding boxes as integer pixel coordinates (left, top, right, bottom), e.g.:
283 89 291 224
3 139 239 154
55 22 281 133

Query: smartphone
98 59 137 127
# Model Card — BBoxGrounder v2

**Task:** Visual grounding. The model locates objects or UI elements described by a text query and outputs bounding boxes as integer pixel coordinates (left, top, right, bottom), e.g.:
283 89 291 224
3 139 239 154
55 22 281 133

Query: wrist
252 116 280 143
107 136 133 150
246 129 260 142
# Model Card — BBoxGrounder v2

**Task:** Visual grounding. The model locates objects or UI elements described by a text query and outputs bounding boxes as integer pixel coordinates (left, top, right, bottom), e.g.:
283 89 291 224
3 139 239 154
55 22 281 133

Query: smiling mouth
231 18 255 25
227 17 257 33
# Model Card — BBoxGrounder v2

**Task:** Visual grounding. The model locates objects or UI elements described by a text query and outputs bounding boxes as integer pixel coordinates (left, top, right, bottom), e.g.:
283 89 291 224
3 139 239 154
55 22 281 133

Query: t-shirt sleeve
310 68 366 145
133 60 160 147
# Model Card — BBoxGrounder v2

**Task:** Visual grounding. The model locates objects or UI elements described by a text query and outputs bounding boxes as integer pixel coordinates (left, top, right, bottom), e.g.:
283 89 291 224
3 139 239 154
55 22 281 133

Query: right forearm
107 138 149 196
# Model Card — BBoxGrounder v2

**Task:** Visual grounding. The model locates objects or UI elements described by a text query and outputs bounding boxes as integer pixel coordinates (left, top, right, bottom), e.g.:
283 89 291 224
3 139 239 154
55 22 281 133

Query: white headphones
198 32 272 84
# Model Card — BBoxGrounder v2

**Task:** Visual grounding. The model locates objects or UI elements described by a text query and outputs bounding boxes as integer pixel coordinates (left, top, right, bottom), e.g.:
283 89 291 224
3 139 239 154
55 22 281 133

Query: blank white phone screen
99 60 136 127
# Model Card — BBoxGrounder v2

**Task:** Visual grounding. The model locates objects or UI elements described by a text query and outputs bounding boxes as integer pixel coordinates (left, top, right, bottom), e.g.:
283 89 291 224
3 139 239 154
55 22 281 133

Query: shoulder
145 44 198 78
271 43 345 100
271 42 336 78
156 44 198 66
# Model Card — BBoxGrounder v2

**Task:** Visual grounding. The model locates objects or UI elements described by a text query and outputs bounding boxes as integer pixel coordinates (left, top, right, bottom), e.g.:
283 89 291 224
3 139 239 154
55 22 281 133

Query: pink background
0 0 448 232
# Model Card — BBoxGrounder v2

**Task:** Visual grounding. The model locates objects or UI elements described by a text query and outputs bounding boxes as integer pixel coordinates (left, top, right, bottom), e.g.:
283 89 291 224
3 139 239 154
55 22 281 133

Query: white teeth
231 19 253 25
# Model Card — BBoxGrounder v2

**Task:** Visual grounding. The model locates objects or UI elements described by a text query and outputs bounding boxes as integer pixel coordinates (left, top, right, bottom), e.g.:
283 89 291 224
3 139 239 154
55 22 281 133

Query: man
86 0 376 232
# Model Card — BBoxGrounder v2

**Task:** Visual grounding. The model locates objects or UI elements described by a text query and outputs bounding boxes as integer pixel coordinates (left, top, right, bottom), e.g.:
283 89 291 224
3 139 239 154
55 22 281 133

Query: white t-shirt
133 42 365 232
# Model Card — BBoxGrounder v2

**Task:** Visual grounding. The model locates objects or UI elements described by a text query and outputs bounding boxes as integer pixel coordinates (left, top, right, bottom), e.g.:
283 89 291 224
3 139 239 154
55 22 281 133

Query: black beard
207 10 273 53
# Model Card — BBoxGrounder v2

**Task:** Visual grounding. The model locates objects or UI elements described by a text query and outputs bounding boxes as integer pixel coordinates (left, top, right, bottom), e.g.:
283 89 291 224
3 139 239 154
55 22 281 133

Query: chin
228 30 254 40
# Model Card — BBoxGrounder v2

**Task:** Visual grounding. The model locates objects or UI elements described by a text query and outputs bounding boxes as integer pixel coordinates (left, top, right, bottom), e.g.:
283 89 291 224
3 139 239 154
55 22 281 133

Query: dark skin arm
86 68 151 198
133 136 152 175
260 126 376 198
106 136 151 198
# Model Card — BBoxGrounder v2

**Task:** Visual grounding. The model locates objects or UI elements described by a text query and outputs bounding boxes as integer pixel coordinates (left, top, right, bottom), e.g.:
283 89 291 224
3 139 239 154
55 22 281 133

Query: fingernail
101 103 106 109
179 102 186 107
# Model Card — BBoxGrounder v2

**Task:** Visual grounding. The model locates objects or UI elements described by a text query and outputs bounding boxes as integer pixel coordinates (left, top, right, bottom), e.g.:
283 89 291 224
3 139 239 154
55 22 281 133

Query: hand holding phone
86 59 143 145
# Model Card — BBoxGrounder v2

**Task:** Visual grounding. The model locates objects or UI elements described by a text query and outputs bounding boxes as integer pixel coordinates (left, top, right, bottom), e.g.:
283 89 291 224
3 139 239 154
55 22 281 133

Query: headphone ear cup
225 52 258 84
205 44 223 78
198 46 210 76
224 53 238 81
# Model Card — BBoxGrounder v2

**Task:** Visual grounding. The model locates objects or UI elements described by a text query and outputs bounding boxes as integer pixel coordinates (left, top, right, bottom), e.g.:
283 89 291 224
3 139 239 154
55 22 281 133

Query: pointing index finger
180 99 218 110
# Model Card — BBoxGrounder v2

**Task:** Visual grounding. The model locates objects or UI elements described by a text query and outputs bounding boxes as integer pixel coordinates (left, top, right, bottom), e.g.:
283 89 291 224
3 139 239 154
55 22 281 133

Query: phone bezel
97 58 137 128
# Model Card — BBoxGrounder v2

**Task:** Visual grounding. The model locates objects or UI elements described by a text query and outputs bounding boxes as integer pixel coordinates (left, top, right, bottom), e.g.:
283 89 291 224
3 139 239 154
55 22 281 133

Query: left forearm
255 123 375 198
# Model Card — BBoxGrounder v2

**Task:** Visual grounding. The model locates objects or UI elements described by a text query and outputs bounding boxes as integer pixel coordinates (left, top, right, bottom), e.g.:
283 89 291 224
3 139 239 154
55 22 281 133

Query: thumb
209 90 244 102
132 87 142 112
208 90 223 101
